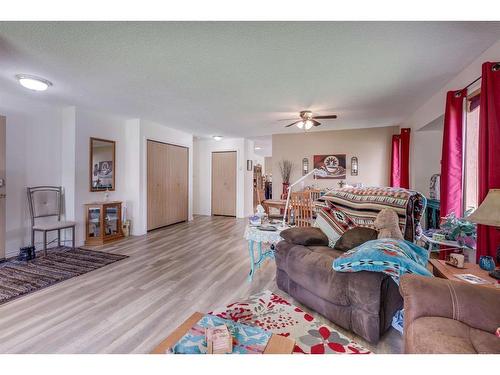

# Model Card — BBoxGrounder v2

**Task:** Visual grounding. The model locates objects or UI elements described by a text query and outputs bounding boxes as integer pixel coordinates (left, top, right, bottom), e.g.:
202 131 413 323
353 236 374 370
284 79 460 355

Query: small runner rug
0 247 128 306
210 290 371 354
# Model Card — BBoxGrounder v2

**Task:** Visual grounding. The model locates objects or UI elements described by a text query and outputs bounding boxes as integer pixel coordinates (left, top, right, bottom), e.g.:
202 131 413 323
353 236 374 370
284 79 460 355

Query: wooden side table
428 259 499 289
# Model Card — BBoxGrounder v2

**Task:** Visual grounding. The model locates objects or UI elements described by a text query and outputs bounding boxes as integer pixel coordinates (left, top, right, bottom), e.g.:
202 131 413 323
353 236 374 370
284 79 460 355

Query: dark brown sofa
400 274 500 354
275 239 402 343
274 187 426 343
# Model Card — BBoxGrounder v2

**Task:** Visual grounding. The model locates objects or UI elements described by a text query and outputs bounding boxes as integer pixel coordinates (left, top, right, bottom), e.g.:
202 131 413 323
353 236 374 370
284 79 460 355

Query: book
454 273 490 285
206 324 233 354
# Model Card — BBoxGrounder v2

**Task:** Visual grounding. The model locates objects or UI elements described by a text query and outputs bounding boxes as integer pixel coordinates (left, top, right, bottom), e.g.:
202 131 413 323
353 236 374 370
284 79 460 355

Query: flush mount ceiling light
15 74 52 91
254 146 262 150
212 136 223 141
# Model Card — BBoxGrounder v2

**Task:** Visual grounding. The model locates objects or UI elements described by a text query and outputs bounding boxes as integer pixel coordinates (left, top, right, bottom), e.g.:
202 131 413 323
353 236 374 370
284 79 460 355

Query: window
463 88 480 212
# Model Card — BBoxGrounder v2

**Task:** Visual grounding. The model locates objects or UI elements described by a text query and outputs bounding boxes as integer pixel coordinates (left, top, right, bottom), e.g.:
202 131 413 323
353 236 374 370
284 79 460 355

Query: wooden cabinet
84 201 123 246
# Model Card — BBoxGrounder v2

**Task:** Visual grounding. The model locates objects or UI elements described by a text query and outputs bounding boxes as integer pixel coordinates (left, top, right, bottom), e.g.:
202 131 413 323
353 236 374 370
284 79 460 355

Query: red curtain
440 89 466 219
400 128 411 189
390 135 401 187
477 62 500 260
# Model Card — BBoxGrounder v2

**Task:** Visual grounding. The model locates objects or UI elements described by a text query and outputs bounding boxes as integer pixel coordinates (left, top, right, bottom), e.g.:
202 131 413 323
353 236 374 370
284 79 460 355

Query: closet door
211 151 237 216
147 140 188 231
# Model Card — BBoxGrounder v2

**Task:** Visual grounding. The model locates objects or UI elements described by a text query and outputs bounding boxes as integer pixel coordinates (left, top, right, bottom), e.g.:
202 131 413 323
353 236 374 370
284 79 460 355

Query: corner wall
1 96 194 256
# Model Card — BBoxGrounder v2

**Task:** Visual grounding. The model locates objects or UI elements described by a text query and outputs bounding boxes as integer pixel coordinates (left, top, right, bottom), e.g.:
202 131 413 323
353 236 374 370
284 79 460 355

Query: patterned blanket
319 187 427 242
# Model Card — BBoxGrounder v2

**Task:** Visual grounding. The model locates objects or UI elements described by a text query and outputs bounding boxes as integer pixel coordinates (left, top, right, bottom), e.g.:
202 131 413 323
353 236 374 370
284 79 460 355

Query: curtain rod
464 76 481 90
461 62 500 91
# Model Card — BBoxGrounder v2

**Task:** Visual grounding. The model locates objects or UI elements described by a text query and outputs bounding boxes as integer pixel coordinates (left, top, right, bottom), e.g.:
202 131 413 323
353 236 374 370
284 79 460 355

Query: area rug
210 290 371 354
0 247 128 306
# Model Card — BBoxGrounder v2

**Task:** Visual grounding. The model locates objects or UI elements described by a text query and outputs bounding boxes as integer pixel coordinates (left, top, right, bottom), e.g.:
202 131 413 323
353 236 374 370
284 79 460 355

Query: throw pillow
334 227 378 252
280 227 329 246
313 201 356 248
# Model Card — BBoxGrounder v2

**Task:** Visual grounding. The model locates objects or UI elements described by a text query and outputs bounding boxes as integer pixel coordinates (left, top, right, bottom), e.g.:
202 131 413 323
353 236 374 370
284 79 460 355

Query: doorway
211 151 237 216
147 140 189 231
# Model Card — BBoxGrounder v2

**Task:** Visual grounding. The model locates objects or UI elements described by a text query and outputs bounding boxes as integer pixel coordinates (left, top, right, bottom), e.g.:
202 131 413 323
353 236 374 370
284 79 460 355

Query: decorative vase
281 182 290 199
479 256 496 271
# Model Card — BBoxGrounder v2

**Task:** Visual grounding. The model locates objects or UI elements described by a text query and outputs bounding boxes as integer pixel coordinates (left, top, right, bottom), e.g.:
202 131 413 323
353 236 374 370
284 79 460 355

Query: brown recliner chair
400 274 500 354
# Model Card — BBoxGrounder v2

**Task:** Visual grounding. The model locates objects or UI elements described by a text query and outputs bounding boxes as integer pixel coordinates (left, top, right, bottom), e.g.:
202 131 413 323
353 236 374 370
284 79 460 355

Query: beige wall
272 126 398 198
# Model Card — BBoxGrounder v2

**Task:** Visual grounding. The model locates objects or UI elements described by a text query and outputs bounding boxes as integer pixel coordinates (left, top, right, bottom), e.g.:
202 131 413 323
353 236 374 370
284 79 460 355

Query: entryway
211 151 237 216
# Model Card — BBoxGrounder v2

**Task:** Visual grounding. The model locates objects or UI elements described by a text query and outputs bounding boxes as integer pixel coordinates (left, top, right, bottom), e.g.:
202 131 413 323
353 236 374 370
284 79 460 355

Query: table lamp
467 189 500 279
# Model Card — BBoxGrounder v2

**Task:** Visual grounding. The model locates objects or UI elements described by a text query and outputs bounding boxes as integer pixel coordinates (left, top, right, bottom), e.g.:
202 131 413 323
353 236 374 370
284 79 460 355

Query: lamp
281 168 328 227
467 189 500 279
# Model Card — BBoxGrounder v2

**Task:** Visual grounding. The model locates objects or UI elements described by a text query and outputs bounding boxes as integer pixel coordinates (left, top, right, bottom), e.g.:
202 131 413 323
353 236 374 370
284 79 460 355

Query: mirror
90 137 116 191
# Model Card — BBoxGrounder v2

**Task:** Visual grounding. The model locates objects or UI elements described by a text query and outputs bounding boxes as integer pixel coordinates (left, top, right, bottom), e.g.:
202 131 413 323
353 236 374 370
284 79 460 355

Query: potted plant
440 209 477 249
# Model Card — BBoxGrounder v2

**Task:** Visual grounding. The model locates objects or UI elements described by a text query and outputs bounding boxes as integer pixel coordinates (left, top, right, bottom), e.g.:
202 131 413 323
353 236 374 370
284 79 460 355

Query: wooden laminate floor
0 216 402 354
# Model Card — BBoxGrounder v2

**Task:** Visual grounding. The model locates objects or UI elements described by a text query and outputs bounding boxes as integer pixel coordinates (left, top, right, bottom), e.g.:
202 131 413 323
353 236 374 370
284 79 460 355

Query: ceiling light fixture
296 121 304 129
212 136 223 141
16 74 52 91
304 120 314 130
254 146 262 150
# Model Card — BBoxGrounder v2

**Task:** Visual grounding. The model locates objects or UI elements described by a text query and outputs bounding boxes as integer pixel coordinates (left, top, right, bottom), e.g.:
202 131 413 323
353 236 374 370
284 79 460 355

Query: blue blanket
332 238 432 284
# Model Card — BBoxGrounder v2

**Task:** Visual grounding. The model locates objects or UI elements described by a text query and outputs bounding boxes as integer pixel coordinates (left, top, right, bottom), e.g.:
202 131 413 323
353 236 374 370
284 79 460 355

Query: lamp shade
467 189 500 227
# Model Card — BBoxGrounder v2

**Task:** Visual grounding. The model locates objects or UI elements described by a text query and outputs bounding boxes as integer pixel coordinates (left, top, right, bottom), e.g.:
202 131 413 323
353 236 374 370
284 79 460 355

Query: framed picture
313 154 346 179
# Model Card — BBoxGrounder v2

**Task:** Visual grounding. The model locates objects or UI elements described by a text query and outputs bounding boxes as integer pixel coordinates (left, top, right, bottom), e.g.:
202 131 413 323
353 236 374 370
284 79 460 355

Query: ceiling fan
284 110 338 130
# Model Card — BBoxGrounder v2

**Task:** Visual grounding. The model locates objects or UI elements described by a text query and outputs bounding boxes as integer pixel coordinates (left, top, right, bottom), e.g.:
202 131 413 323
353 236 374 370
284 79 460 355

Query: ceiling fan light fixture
304 120 314 130
296 121 304 129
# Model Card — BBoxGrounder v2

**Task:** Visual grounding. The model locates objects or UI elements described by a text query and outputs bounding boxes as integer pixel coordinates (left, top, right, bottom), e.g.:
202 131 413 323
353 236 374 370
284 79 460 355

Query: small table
151 312 295 354
244 225 287 282
420 233 476 263
428 259 499 289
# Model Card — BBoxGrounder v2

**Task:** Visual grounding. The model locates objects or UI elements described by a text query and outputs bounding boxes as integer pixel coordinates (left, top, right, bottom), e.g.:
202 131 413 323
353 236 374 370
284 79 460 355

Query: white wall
403 39 500 192
72 109 131 246
411 128 443 197
0 94 63 257
1 96 195 255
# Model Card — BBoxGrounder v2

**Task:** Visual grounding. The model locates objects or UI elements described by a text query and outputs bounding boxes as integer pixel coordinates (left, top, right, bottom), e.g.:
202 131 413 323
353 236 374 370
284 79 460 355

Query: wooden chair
287 191 314 227
27 186 76 256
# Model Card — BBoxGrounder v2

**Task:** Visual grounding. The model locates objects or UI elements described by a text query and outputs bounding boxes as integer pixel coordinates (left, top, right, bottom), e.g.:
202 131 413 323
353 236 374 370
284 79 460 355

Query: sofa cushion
408 317 500 354
313 201 356 247
280 227 329 246
408 317 476 353
307 245 345 259
334 227 378 252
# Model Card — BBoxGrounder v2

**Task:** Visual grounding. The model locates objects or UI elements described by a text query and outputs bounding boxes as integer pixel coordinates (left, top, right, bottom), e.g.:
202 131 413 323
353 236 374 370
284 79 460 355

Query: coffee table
428 259 499 289
151 312 295 354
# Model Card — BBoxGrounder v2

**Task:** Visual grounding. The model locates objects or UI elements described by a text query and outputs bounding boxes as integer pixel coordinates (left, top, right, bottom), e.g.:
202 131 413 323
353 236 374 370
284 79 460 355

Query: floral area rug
210 290 371 354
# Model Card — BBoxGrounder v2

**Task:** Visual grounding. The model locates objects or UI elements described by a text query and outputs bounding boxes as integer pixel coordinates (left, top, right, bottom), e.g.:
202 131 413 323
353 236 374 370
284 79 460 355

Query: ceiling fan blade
312 119 321 126
285 120 302 128
312 115 338 120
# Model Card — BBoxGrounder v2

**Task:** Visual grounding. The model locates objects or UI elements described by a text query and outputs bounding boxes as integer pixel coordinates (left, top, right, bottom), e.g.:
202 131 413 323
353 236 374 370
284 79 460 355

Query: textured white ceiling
1 22 499 138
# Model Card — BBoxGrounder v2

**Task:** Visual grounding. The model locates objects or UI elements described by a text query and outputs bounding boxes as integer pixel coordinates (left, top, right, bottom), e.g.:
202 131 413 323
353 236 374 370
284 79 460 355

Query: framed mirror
90 137 116 192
